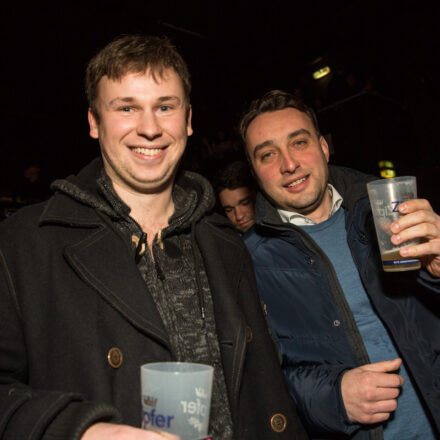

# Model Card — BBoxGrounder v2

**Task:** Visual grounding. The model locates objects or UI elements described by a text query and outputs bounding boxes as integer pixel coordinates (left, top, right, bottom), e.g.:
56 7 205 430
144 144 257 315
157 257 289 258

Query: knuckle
360 401 373 414
364 388 376 401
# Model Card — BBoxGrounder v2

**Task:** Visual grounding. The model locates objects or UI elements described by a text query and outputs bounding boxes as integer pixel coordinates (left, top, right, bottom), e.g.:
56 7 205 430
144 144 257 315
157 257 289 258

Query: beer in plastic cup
367 176 421 272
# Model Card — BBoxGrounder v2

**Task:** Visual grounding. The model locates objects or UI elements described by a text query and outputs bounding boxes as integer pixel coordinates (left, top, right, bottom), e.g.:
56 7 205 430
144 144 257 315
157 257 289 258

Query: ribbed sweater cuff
43 400 122 440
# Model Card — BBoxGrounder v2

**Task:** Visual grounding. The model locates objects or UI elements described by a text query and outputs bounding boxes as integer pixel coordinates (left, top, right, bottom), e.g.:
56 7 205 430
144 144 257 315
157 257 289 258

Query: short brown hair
85 34 191 120
239 90 320 141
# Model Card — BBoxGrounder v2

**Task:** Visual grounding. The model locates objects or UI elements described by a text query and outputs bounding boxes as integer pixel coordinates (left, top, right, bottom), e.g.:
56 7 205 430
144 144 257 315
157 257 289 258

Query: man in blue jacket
240 89 440 439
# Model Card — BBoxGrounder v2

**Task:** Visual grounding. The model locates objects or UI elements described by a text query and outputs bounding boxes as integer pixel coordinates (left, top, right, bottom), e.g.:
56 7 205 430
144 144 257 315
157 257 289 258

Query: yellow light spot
312 66 331 80
380 169 396 178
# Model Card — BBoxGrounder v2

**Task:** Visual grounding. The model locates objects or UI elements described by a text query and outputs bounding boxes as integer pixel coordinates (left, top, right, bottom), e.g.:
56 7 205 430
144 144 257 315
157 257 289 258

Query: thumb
361 358 402 373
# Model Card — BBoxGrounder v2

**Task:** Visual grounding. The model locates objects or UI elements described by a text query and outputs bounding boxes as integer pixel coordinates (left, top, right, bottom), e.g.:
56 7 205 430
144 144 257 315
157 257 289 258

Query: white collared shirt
277 184 343 226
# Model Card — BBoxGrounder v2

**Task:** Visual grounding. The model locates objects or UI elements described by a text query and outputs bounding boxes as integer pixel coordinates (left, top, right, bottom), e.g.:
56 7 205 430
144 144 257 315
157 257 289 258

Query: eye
293 139 307 147
260 151 274 161
119 106 133 113
159 105 171 112
224 207 233 213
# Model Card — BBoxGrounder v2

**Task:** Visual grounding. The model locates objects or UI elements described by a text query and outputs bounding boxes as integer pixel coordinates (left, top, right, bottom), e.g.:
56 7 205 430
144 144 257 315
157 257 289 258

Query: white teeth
288 177 306 187
132 147 162 156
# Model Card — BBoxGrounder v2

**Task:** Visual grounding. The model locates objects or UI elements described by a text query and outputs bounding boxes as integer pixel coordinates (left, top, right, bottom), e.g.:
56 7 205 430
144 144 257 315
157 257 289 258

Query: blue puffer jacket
244 165 440 440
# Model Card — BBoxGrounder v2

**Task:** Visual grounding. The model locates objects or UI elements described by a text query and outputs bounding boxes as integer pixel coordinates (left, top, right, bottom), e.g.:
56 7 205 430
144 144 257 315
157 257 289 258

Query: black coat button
270 413 287 432
108 347 123 368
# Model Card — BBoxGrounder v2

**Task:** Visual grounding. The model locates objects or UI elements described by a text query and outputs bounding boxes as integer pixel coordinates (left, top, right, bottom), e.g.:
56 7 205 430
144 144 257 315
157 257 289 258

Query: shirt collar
277 184 343 226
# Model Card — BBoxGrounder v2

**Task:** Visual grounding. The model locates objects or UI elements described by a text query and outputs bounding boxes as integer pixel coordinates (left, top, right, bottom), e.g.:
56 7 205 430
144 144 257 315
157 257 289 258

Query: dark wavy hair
214 160 256 193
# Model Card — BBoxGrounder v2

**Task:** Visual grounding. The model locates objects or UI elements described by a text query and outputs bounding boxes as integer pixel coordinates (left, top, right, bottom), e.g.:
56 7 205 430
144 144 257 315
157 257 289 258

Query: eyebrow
252 128 313 159
222 197 251 209
108 95 182 107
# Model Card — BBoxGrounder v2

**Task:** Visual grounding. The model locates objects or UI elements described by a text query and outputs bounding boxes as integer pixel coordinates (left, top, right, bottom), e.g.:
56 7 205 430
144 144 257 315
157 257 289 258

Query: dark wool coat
0 160 308 440
245 165 440 440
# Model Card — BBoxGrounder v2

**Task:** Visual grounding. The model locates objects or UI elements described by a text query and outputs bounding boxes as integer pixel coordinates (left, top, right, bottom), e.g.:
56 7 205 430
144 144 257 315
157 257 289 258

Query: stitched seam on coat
0 249 22 319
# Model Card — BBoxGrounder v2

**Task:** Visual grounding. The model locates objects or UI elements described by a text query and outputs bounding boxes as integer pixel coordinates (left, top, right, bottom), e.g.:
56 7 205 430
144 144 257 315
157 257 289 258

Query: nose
137 111 162 140
235 206 246 221
280 150 298 174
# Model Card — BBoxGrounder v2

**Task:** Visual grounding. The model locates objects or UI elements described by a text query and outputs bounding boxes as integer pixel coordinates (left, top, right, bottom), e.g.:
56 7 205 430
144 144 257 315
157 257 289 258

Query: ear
186 105 193 137
88 108 99 139
319 135 330 162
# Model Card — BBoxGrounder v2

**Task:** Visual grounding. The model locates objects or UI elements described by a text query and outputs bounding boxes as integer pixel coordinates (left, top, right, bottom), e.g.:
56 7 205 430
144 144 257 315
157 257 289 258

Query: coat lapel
64 226 171 350
41 194 171 351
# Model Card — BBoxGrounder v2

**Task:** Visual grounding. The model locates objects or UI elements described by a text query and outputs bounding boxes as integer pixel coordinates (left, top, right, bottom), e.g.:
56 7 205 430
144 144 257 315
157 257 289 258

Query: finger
367 412 392 424
399 240 440 259
374 386 401 401
371 372 404 388
371 398 398 414
391 208 439 236
148 431 180 439
392 218 439 243
361 358 402 373
397 199 433 215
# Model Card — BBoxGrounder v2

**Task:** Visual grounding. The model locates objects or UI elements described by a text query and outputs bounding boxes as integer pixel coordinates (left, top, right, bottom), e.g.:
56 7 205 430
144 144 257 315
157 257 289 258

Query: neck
307 189 333 223
112 181 175 250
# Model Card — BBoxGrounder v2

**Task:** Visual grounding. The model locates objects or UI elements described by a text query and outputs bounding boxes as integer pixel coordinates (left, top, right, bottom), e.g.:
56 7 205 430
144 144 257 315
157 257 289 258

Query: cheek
101 118 133 141
226 212 236 223
255 166 279 191
162 117 190 138
245 206 254 217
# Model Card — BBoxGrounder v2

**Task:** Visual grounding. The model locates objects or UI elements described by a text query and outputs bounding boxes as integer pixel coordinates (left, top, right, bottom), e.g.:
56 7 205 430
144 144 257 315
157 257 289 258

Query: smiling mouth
286 176 308 188
131 146 166 156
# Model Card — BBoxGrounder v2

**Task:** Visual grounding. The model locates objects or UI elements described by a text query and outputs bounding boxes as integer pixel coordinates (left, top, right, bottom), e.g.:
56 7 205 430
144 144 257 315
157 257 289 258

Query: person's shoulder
329 164 375 185
199 212 257 254
200 211 236 230
242 225 266 254
0 201 50 256
1 200 47 231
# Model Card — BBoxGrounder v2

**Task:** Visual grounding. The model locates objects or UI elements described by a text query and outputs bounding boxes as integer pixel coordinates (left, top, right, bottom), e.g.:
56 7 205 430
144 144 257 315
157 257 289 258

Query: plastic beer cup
367 176 421 272
140 362 213 440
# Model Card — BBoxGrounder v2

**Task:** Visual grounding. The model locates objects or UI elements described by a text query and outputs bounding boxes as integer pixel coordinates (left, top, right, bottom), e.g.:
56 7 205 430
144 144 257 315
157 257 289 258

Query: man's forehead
220 187 254 203
96 68 185 102
98 67 179 86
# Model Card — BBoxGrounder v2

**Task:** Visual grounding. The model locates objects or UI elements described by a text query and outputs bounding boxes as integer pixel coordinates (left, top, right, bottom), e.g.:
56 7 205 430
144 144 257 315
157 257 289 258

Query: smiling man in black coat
0 36 308 440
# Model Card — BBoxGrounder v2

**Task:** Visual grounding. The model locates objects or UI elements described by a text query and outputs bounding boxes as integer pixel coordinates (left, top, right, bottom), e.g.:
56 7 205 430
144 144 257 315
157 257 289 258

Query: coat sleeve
0 250 122 440
418 268 440 293
283 362 360 436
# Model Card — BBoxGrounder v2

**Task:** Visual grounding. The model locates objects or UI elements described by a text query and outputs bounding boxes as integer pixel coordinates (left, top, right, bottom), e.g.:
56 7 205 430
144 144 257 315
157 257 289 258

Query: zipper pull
134 233 147 264
154 258 165 281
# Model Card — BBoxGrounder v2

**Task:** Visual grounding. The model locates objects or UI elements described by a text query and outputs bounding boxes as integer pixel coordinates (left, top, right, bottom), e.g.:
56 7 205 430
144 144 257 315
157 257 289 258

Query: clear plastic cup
140 362 213 440
367 176 421 272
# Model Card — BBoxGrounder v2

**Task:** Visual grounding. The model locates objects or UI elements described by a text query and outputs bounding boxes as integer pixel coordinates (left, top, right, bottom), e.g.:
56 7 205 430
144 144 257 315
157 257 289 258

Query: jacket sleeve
418 268 440 293
0 250 122 440
283 362 360 436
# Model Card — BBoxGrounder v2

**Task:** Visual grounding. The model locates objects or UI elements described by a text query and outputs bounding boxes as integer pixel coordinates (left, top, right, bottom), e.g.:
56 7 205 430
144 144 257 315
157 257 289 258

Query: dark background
1 1 439 208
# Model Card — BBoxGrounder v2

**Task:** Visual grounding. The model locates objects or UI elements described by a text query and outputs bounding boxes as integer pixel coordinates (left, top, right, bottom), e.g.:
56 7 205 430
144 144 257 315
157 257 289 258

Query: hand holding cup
389 198 440 277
